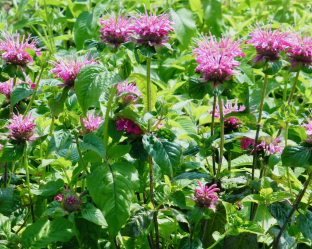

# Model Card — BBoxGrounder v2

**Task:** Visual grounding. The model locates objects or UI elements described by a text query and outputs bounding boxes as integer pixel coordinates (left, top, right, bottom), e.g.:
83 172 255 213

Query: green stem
208 228 233 249
262 204 267 231
147 57 152 131
24 67 44 117
73 214 82 249
74 131 89 174
287 71 300 105
285 122 293 195
211 95 217 177
7 162 15 186
217 95 224 177
50 117 54 137
24 143 35 223
80 115 86 136
104 84 118 149
9 76 17 119
4 162 7 187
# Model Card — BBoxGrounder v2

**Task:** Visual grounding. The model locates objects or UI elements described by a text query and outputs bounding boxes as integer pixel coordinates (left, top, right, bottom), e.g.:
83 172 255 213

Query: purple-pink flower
50 53 97 87
193 33 245 82
54 194 64 202
8 113 36 141
211 99 245 129
192 181 220 212
132 7 174 46
285 32 312 71
83 112 103 134
240 136 283 155
116 117 140 134
116 80 141 104
99 12 134 48
302 115 312 143
245 24 290 64
0 77 35 97
63 195 82 212
0 32 41 66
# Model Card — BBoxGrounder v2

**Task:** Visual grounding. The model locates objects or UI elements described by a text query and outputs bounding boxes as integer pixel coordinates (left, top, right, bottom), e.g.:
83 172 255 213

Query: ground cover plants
1 0 312 248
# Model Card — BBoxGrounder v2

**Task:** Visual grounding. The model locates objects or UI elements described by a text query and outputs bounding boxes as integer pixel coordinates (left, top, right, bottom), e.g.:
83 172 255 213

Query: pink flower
0 143 2 150
0 32 41 66
245 24 291 64
83 112 103 133
193 33 245 82
7 113 36 141
240 137 255 149
302 116 312 142
285 32 312 71
116 117 140 134
54 194 63 201
240 136 283 155
116 80 141 104
99 12 134 48
0 77 34 97
256 136 283 155
211 99 245 129
50 53 97 87
63 195 82 212
132 7 174 46
192 181 220 212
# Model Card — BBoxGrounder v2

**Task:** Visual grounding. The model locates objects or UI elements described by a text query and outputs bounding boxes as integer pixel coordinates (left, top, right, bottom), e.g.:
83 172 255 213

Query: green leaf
81 203 108 227
302 64 312 74
263 60 282 75
170 8 197 48
81 133 106 160
203 0 222 36
0 143 25 162
281 145 312 167
179 237 203 249
47 87 70 117
0 213 11 239
121 210 154 237
86 162 139 237
31 179 64 196
143 134 183 178
107 145 131 159
10 83 35 106
269 226 295 249
2 64 17 78
74 11 94 50
224 233 258 249
268 201 294 228
75 65 122 115
0 188 21 216
185 78 206 99
20 218 74 248
130 73 157 112
54 130 70 150
297 210 312 242
41 201 67 218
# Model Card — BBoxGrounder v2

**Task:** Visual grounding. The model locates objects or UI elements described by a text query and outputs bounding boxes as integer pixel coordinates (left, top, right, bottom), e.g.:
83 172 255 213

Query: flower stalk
73 130 89 174
9 76 17 119
104 84 118 148
217 95 224 177
287 71 300 105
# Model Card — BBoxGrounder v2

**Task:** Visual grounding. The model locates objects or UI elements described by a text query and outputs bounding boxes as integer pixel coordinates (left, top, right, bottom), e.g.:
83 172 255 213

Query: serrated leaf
81 203 107 227
143 134 183 178
31 179 64 196
0 142 25 162
81 133 106 160
86 162 139 237
121 210 154 237
107 145 131 159
263 60 282 75
282 145 312 167
10 83 35 106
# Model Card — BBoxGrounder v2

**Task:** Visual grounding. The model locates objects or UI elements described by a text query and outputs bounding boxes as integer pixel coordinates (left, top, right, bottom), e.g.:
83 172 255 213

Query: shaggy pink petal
83 112 103 133
54 194 63 201
0 32 41 66
8 113 36 141
193 181 220 211
132 7 174 46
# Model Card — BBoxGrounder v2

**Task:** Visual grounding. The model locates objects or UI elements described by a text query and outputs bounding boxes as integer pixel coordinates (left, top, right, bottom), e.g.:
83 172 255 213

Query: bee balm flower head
193 33 245 83
50 53 97 87
7 113 36 141
245 24 290 67
99 12 134 48
132 7 174 46
83 112 103 134
0 32 41 66
116 80 141 105
63 195 82 212
192 181 220 212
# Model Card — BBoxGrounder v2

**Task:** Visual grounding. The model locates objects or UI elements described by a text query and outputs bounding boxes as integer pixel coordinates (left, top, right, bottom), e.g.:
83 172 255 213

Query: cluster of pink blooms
0 32 41 66
302 115 312 143
0 77 35 97
193 33 245 82
54 193 82 212
132 8 174 46
8 113 36 141
240 136 283 155
211 99 245 129
50 53 97 87
116 80 141 104
285 32 312 70
99 8 174 47
116 117 140 134
192 180 220 212
83 112 103 133
99 13 134 48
